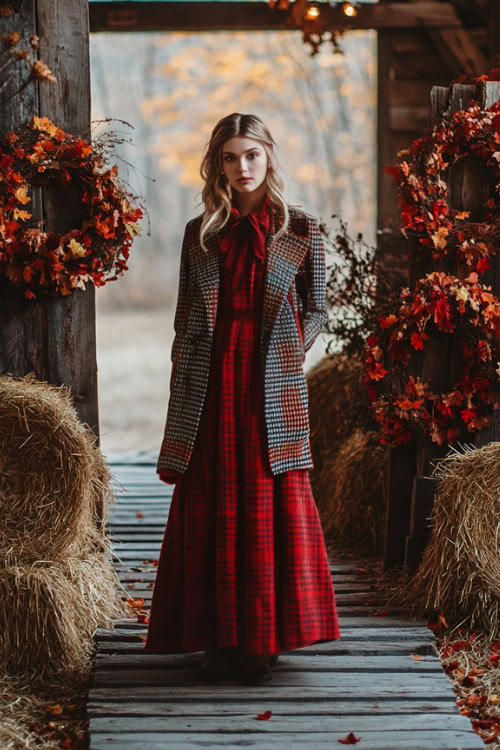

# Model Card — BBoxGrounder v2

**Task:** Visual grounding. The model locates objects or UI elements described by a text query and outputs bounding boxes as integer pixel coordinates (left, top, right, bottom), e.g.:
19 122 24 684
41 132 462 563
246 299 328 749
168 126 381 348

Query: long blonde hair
197 113 290 252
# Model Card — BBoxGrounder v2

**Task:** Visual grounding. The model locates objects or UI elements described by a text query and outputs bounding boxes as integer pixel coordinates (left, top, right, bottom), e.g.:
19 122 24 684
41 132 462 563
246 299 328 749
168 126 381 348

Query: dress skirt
144 226 340 656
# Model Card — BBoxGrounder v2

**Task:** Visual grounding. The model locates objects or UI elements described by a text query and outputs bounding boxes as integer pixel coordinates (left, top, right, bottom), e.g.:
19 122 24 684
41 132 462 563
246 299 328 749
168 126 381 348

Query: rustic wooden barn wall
0 0 98 436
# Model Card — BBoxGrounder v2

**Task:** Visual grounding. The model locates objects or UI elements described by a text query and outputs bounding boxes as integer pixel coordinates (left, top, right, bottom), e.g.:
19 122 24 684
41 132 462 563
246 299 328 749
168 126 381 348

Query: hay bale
319 429 387 553
396 442 500 636
0 374 115 560
306 351 385 552
0 553 128 684
307 351 372 476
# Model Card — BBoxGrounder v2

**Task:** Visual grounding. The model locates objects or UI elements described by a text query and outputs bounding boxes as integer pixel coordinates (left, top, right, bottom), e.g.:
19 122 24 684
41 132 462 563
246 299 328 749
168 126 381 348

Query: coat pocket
287 287 305 361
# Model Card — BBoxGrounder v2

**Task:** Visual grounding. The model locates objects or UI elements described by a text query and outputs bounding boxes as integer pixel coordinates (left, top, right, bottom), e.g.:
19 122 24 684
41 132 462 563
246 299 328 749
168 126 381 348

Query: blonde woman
144 113 340 684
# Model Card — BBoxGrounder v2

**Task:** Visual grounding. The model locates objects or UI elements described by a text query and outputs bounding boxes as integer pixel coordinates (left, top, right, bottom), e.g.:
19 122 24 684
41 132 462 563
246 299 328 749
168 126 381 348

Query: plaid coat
157 203 328 476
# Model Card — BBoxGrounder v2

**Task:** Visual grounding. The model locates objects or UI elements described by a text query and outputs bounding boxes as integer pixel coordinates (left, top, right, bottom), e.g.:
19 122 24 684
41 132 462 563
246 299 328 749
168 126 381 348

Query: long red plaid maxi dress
144 194 340 655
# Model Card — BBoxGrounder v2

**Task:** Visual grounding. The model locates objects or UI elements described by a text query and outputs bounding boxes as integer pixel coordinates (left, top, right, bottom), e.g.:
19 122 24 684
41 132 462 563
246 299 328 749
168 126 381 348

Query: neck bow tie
218 196 271 291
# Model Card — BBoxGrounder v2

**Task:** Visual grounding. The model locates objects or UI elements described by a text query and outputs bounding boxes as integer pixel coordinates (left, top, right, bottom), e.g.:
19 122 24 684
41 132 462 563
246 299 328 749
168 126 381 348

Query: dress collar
218 193 271 291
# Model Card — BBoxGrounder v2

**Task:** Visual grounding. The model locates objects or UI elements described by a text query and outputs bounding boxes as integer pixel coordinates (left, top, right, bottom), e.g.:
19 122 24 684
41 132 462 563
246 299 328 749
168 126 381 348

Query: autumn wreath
363 271 500 447
0 115 143 299
386 99 500 274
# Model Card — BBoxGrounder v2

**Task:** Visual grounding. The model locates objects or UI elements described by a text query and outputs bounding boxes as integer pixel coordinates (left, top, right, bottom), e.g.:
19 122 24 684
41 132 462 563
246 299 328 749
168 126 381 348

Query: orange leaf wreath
0 116 143 299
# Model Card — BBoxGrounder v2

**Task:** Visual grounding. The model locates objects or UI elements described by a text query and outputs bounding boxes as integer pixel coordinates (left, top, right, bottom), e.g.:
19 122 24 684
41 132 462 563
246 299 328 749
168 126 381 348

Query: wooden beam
426 25 488 76
0 0 98 436
488 0 500 69
89 2 461 33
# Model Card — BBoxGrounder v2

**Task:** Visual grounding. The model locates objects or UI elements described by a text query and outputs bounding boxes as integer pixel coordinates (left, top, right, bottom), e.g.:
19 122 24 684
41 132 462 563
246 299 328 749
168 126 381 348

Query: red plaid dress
145 194 340 655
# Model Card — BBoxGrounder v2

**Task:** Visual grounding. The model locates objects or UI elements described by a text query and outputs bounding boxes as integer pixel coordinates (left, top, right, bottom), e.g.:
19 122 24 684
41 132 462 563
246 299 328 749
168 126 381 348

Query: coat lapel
190 207 310 351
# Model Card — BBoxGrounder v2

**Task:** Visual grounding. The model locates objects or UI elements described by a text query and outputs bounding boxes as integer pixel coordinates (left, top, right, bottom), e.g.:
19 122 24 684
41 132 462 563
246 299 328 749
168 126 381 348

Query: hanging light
267 0 366 56
342 2 359 17
305 4 321 19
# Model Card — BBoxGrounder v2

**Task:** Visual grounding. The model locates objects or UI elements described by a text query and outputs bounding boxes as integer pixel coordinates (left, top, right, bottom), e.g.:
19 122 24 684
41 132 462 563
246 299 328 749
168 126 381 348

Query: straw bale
0 374 116 560
319 429 387 553
0 553 129 684
395 442 500 636
306 352 385 552
307 350 372 469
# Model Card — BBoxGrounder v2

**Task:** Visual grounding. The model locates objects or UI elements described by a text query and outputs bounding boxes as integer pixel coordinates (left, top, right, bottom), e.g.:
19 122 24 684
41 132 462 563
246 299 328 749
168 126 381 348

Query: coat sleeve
170 221 191 368
302 216 328 353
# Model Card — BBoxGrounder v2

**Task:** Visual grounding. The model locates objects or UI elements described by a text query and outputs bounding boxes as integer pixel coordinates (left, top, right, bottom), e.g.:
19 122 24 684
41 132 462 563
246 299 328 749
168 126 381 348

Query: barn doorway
89 17 377 455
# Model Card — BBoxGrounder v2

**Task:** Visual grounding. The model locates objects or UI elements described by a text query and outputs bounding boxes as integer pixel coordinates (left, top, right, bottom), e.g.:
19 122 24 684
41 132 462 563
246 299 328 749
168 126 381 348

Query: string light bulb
342 2 358 16
306 3 321 19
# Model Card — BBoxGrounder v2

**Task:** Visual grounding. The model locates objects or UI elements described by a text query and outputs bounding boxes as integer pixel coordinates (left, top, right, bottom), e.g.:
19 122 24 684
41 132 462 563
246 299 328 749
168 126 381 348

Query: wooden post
488 0 500 70
0 0 98 437
403 81 500 569
383 445 416 569
472 80 500 446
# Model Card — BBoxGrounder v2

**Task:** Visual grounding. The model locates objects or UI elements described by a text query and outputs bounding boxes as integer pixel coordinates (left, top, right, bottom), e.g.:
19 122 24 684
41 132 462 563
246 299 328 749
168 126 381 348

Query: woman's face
221 136 268 195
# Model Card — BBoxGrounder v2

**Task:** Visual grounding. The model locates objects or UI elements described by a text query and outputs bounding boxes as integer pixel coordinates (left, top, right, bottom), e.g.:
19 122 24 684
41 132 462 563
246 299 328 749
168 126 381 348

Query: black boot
194 646 242 683
237 653 277 685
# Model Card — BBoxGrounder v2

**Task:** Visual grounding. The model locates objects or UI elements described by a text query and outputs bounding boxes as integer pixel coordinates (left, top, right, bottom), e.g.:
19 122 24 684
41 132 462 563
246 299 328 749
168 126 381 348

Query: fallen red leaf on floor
374 609 389 617
355 568 369 576
136 512 144 518
460 694 487 707
125 597 145 609
427 613 449 633
472 719 497 729
338 732 361 744
461 676 476 687
256 710 272 720
410 654 424 660
449 639 472 652
44 704 63 715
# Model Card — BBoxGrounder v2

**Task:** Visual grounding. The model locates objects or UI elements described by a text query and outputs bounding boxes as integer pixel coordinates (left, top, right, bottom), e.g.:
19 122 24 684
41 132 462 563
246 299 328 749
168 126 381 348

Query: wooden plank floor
87 452 482 750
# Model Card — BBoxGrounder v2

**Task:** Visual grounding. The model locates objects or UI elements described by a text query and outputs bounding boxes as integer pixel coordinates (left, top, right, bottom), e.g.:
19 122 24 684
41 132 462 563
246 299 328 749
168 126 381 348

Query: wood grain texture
0 0 98 435
0 1 47 380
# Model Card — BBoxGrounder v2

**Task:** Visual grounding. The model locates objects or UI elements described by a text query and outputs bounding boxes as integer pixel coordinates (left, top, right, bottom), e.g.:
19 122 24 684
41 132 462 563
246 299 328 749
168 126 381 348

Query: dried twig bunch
0 32 56 103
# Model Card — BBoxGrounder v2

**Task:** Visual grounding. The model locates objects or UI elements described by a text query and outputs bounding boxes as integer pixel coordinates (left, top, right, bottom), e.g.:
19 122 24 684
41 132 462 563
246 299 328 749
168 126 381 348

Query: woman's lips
237 177 252 182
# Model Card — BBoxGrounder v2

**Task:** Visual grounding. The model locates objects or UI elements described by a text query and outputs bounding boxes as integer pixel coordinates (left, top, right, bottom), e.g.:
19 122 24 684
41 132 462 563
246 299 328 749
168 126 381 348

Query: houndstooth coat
157 203 328 477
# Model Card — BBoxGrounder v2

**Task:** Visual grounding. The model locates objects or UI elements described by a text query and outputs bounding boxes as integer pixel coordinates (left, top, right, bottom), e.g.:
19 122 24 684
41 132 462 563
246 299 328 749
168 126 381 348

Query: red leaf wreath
364 271 500 447
385 99 500 274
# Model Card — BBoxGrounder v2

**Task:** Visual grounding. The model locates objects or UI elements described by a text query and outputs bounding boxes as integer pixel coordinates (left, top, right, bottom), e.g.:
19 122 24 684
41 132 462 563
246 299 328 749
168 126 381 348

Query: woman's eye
224 152 259 161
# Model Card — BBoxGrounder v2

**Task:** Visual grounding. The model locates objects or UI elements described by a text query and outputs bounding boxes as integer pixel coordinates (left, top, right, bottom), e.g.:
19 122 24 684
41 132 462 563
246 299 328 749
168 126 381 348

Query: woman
144 113 340 685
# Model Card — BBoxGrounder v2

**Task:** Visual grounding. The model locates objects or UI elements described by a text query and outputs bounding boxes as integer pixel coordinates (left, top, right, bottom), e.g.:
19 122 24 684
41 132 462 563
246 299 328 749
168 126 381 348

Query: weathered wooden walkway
87 451 482 749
